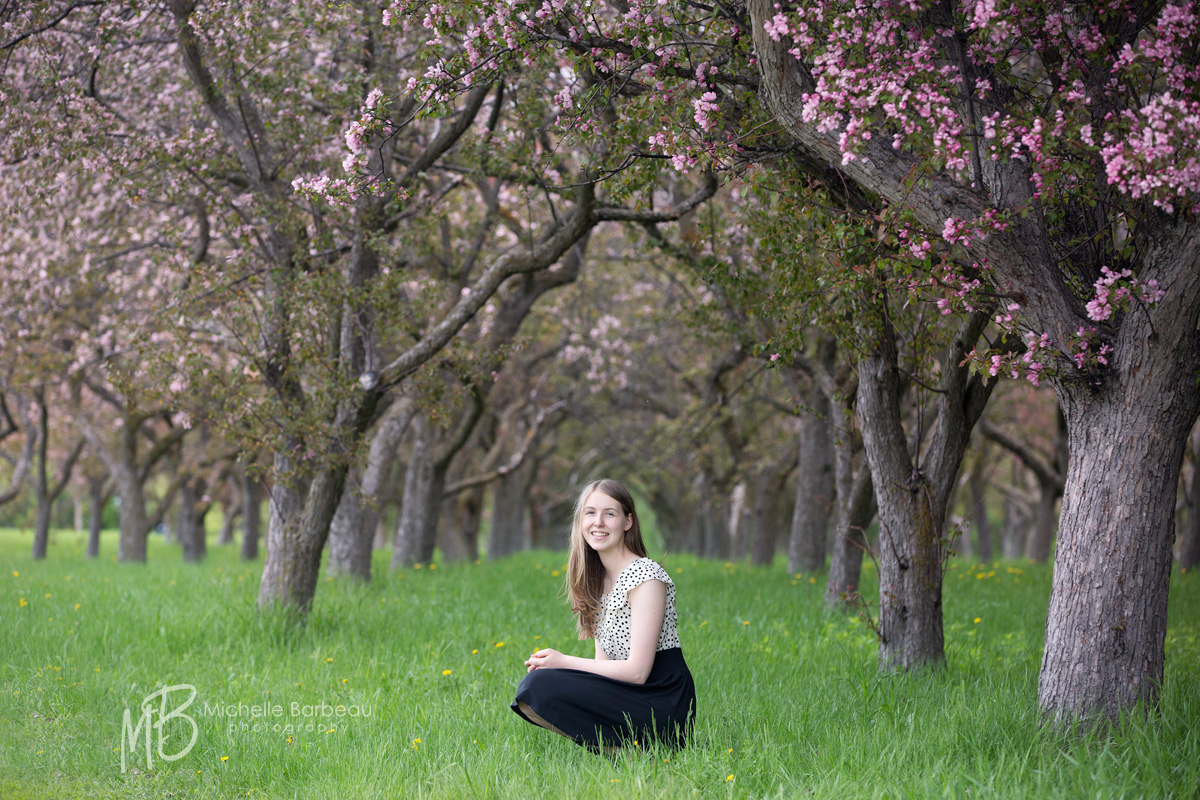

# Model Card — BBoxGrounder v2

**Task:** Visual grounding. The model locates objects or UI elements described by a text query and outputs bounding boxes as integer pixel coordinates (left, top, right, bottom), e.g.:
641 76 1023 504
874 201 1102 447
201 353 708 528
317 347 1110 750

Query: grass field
1 527 1198 799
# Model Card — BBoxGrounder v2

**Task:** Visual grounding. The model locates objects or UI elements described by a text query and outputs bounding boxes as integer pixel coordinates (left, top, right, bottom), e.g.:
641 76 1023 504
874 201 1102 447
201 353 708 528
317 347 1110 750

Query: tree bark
787 400 836 573
240 465 262 561
487 456 536 560
87 475 108 559
967 454 992 563
1040 261 1200 721
1178 424 1200 571
257 448 352 614
177 476 208 563
751 454 794 566
858 310 994 671
824 451 877 610
328 400 410 579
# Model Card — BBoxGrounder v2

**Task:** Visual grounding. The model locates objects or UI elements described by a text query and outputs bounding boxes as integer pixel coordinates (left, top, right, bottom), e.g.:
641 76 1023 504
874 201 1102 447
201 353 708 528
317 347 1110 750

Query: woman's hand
525 648 564 672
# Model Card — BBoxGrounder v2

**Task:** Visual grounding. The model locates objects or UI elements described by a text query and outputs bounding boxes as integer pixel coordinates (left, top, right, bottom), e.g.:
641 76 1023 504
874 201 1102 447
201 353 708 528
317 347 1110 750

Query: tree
415 0 1200 724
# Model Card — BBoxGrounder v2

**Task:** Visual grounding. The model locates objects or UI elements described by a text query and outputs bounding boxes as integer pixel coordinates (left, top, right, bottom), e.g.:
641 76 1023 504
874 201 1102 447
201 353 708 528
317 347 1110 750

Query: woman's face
580 489 632 555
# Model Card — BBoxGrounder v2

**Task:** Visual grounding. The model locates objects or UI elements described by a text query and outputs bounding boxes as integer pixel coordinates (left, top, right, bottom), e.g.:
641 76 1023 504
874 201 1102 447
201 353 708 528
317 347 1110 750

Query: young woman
511 478 696 750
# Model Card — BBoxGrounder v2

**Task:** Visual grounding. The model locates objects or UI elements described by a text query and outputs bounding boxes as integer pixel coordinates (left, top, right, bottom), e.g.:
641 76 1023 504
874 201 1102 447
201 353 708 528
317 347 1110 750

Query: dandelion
326 657 334 663
809 577 816 584
221 756 229 761
44 593 51 599
495 641 505 648
728 748 734 753
472 649 479 654
974 617 981 624
414 563 423 569
11 571 17 577
742 621 750 626
726 775 734 782
442 669 452 676
73 604 80 610
19 598 27 607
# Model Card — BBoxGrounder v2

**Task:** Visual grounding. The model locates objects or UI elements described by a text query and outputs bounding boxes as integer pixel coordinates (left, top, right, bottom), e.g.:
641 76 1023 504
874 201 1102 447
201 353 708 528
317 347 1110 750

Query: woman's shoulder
620 557 673 590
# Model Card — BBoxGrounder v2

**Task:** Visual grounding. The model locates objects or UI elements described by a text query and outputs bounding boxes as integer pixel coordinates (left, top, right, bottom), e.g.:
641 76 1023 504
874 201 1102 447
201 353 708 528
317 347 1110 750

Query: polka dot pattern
596 558 681 661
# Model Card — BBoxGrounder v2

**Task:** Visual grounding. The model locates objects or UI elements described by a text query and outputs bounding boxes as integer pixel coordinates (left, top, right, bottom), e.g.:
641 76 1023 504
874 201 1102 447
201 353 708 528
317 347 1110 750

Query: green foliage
4 532 1200 797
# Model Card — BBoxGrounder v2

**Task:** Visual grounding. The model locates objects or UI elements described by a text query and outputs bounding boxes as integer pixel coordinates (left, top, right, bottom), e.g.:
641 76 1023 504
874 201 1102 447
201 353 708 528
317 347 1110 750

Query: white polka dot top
596 557 681 661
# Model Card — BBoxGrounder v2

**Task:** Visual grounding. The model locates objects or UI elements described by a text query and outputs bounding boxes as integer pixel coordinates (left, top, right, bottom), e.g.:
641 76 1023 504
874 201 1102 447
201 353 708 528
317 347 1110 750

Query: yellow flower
326 657 333 663
974 617 981 624
442 669 452 676
727 748 733 753
11 571 17 577
551 570 560 577
19 598 27 607
472 649 479 655
429 564 436 570
809 577 817 584
414 563 423 569
73 604 80 611
342 678 348 684
495 641 505 648
221 756 229 761
742 621 750 626
726 775 734 782
44 593 51 599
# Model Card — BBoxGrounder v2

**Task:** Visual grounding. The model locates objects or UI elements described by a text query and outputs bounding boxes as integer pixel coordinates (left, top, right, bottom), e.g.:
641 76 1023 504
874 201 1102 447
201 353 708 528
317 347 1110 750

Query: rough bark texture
329 401 411 578
858 311 994 671
1040 224 1200 723
788 400 836 573
257 449 352 613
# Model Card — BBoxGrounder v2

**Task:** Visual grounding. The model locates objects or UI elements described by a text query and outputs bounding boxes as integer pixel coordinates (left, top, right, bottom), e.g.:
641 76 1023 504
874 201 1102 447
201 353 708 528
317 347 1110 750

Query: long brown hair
566 478 647 638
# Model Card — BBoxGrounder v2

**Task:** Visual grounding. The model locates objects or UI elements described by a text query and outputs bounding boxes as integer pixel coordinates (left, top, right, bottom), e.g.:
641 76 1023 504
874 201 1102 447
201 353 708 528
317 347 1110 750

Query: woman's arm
527 579 667 684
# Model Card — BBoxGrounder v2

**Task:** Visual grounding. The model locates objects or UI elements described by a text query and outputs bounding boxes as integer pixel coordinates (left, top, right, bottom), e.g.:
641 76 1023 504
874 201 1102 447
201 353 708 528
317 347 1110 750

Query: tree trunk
1040 373 1200 723
114 462 149 563
257 449 350 614
824 453 877 610
218 484 240 545
31 395 51 559
329 401 409 578
178 477 209 563
240 466 262 561
788 402 836 573
1179 424 1200 571
487 457 535 560
968 456 992 563
1024 475 1058 562
392 418 450 567
858 311 994 671
87 476 107 559
751 457 793 566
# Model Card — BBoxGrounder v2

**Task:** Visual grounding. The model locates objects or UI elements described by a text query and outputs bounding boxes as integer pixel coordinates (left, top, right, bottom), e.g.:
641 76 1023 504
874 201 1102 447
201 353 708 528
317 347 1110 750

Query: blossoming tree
402 0 1200 723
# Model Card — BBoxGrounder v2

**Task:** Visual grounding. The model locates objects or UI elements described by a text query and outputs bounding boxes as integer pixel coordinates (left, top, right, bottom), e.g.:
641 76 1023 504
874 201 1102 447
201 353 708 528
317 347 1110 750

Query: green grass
1 527 1198 799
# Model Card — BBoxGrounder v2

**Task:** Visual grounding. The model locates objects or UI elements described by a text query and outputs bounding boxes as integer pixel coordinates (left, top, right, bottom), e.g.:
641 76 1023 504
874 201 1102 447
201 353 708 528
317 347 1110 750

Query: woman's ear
625 515 633 531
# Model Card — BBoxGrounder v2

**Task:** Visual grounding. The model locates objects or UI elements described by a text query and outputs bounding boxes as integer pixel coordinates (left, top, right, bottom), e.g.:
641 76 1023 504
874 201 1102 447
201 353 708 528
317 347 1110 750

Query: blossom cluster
1084 266 1164 323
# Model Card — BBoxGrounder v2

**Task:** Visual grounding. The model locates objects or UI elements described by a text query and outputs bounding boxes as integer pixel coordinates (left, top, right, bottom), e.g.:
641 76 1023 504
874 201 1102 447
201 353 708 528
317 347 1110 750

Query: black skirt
511 647 696 748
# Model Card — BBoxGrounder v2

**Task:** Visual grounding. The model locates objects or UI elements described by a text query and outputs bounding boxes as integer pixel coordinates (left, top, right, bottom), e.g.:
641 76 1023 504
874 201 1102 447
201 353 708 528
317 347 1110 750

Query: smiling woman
510 478 697 751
